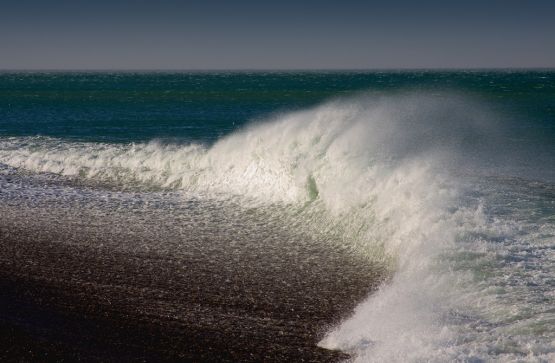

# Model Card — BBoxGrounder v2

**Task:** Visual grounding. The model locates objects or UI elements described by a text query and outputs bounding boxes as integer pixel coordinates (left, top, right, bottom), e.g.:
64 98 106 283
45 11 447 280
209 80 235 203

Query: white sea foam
1 93 553 361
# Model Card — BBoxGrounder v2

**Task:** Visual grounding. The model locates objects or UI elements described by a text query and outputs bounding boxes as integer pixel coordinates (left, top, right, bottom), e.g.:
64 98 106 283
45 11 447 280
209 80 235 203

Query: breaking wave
1 93 553 361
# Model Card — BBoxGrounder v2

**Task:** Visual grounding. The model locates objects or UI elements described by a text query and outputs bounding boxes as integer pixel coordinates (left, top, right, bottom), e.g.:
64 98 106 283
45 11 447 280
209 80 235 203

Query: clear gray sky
1 0 554 70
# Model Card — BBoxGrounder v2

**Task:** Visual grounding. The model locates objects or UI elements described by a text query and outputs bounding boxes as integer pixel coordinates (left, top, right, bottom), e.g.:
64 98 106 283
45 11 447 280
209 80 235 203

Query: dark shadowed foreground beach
0 170 382 362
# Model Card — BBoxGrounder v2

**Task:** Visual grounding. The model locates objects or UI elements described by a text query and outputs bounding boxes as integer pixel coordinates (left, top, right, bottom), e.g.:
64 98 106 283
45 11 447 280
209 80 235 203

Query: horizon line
1 67 554 73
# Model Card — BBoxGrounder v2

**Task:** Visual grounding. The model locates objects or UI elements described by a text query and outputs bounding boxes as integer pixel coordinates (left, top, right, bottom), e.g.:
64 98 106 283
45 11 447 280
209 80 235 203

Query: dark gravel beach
0 177 382 362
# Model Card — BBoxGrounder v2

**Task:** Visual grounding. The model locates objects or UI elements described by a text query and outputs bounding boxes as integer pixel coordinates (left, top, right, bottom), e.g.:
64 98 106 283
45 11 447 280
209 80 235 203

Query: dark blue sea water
1 71 553 144
0 71 554 361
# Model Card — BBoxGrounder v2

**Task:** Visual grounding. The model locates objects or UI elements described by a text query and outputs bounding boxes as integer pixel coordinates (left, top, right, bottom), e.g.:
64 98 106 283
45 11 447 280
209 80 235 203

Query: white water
1 93 553 361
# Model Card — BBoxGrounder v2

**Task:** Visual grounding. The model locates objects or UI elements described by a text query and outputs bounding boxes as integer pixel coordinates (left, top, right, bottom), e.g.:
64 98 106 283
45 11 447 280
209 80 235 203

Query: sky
0 0 554 70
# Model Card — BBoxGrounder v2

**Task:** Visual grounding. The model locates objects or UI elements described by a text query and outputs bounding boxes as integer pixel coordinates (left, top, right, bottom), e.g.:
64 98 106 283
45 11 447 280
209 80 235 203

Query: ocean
0 71 554 362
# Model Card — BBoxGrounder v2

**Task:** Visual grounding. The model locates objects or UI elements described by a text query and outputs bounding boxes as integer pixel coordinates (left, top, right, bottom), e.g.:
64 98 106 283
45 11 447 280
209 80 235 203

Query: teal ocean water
1 71 554 361
1 71 553 144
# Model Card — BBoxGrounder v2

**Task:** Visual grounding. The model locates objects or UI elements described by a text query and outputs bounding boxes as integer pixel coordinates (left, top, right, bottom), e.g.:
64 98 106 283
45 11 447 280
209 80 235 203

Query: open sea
0 71 554 362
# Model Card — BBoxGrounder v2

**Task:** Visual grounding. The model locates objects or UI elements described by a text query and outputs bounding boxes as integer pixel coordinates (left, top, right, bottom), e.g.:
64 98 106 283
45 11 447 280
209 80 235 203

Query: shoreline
0 200 382 362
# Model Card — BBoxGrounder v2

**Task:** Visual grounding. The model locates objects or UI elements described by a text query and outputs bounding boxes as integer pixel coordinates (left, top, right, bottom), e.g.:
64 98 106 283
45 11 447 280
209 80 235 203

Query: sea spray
0 93 492 201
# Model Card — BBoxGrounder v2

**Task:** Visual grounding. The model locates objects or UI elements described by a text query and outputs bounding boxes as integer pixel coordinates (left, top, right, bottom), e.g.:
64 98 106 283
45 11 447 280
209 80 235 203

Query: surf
1 92 553 361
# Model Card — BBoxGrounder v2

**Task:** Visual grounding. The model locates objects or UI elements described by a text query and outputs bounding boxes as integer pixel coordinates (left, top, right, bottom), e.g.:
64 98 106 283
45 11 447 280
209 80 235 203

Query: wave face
1 93 554 361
